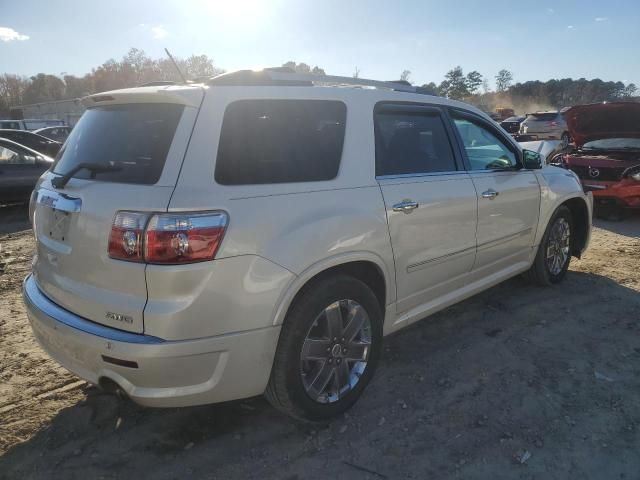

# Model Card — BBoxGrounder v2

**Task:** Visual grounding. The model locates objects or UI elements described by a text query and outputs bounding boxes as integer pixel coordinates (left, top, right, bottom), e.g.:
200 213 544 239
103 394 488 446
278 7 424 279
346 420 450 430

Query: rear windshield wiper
51 162 122 189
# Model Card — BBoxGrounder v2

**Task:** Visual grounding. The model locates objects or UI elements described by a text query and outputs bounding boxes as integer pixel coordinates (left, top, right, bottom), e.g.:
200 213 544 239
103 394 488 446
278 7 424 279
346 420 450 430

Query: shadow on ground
2 269 639 480
0 203 30 235
593 210 640 238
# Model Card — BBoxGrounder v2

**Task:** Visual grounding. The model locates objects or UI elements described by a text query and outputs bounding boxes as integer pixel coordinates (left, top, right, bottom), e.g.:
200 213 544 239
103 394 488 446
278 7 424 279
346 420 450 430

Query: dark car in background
0 130 62 157
500 115 526 135
560 102 640 219
34 125 73 143
0 137 53 203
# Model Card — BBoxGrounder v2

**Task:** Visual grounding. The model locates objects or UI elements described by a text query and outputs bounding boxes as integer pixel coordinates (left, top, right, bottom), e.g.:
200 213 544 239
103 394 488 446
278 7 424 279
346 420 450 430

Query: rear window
53 103 184 185
215 99 346 185
527 113 557 121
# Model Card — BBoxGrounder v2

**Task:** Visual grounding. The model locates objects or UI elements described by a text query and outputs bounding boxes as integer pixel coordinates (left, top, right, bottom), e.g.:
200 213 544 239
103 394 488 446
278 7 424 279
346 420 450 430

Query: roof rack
207 68 417 93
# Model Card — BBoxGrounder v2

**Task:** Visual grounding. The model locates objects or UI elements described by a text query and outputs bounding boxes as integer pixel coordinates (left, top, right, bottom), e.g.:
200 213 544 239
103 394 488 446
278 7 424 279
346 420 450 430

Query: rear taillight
108 212 149 262
108 211 228 264
548 121 559 127
145 212 228 264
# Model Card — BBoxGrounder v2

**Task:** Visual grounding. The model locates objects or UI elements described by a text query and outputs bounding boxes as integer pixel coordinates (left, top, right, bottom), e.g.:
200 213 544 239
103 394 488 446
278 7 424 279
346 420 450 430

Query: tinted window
215 100 346 185
53 104 184 185
375 111 456 176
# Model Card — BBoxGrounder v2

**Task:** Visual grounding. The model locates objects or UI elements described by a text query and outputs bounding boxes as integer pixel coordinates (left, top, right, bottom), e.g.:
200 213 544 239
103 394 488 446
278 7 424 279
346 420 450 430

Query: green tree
495 69 513 92
23 73 65 104
282 61 325 75
400 70 411 83
466 71 483 94
439 66 469 99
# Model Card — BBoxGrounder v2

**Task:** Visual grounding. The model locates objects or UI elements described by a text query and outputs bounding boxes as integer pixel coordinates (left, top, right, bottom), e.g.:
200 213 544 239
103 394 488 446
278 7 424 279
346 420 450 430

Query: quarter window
215 100 346 185
0 146 23 164
452 115 517 170
375 111 457 176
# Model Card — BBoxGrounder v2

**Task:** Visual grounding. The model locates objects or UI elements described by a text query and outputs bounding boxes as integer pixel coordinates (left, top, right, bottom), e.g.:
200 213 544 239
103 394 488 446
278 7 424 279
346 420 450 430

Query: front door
449 111 541 274
375 104 478 316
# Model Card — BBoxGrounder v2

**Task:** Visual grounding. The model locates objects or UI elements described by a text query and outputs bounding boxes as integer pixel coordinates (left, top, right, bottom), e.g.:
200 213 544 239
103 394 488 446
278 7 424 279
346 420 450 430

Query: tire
265 274 383 421
527 205 573 286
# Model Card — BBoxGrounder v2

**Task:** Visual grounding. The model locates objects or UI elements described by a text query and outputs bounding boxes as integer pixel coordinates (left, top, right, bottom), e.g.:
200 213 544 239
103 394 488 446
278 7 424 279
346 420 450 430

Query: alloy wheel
546 217 571 275
300 299 372 404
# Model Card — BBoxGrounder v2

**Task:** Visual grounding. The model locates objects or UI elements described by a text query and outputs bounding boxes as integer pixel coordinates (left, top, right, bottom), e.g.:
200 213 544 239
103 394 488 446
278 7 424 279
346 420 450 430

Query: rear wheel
527 206 573 286
265 275 383 421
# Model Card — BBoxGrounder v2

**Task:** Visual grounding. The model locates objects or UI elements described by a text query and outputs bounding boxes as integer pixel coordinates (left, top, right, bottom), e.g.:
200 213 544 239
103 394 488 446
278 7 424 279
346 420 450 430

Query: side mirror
522 149 543 169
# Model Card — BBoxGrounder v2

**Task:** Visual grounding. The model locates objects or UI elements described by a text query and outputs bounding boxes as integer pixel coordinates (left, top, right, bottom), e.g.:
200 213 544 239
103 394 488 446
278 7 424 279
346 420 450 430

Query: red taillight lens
108 211 228 264
108 212 149 262
548 121 558 127
144 212 228 264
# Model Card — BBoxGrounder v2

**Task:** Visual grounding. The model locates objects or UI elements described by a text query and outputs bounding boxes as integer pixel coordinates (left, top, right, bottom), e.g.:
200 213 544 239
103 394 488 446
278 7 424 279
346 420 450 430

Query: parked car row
0 122 70 204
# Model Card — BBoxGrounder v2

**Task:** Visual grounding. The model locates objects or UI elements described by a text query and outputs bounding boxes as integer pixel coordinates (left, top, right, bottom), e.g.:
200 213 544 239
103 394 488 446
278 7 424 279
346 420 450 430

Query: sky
1 0 639 88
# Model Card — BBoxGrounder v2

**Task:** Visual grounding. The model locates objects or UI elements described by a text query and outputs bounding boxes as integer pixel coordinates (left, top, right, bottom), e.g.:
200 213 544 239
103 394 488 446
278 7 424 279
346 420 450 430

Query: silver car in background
519 111 571 147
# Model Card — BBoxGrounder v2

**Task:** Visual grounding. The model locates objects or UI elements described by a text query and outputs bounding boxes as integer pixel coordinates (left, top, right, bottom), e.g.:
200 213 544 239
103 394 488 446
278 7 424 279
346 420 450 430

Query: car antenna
164 48 188 83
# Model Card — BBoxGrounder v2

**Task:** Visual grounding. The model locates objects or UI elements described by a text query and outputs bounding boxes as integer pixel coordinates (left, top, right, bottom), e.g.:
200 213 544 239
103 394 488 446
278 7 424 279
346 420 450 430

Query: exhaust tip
98 377 127 398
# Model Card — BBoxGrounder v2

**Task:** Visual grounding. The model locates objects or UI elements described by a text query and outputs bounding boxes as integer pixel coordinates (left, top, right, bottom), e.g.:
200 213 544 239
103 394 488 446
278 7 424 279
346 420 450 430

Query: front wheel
527 205 573 286
265 275 383 421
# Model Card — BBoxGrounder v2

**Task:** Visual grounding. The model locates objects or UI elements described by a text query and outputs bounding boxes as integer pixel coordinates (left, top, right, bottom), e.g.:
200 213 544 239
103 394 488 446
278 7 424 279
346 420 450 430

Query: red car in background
559 102 640 219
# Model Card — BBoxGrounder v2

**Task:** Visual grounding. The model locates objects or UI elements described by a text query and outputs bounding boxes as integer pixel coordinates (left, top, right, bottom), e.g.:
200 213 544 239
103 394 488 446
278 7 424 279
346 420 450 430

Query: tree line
1 49 637 117
418 66 637 113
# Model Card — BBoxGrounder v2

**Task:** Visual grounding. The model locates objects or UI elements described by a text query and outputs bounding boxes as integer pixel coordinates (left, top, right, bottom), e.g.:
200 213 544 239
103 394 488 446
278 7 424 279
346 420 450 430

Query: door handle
481 189 499 199
392 200 419 213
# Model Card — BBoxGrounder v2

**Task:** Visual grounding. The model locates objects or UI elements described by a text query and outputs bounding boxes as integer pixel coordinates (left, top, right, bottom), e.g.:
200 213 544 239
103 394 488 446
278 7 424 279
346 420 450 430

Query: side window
215 99 346 185
452 115 517 170
375 110 457 176
0 146 23 164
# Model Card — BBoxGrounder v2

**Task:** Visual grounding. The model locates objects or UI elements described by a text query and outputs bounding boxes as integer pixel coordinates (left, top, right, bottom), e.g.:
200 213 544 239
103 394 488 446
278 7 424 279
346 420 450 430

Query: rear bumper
23 274 280 407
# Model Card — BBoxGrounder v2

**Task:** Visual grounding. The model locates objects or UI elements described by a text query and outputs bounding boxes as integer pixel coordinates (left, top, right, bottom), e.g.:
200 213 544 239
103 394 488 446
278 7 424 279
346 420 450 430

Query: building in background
10 98 85 127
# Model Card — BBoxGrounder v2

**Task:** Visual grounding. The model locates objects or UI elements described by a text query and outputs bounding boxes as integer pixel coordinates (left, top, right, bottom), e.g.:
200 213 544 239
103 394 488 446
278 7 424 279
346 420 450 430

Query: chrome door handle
481 189 499 199
392 200 419 213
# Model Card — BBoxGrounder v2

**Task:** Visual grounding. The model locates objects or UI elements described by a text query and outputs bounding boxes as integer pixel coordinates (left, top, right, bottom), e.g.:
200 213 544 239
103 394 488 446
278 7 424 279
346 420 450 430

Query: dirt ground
0 207 639 480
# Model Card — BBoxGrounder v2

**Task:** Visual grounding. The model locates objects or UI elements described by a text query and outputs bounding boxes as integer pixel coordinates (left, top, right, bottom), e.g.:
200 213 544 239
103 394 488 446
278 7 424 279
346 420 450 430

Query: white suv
24 70 592 420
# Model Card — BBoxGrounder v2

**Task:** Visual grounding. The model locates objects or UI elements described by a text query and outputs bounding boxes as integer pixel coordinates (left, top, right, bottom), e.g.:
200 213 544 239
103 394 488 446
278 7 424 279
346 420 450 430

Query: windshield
583 138 640 150
53 103 184 185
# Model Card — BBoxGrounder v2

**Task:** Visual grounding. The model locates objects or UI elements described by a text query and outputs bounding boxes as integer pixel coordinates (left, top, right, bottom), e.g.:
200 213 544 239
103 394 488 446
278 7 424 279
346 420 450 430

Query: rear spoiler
82 85 204 108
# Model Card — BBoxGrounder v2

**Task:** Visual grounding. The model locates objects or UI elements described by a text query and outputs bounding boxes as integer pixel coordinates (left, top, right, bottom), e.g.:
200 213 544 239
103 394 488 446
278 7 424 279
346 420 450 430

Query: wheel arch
563 197 590 258
272 252 393 328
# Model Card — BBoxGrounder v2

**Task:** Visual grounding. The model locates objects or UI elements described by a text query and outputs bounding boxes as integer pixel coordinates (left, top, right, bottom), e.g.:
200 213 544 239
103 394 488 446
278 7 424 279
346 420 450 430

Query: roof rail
207 68 417 93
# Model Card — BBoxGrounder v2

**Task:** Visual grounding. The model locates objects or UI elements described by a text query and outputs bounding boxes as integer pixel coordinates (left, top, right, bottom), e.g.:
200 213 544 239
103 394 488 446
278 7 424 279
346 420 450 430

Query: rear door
32 89 203 333
449 110 540 275
375 104 478 315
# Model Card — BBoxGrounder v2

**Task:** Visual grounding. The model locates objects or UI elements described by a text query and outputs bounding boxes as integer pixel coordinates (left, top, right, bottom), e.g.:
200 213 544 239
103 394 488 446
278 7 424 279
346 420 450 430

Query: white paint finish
378 173 478 315
470 170 541 273
26 81 594 408
144 255 294 340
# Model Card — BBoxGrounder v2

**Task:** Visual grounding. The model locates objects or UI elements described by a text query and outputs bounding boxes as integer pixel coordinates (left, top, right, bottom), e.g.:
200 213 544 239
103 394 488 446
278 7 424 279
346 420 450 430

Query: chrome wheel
300 299 372 404
546 217 571 276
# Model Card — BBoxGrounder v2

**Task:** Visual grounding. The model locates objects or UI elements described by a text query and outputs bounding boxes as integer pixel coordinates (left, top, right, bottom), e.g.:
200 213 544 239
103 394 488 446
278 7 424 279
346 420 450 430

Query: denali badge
106 312 133 324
